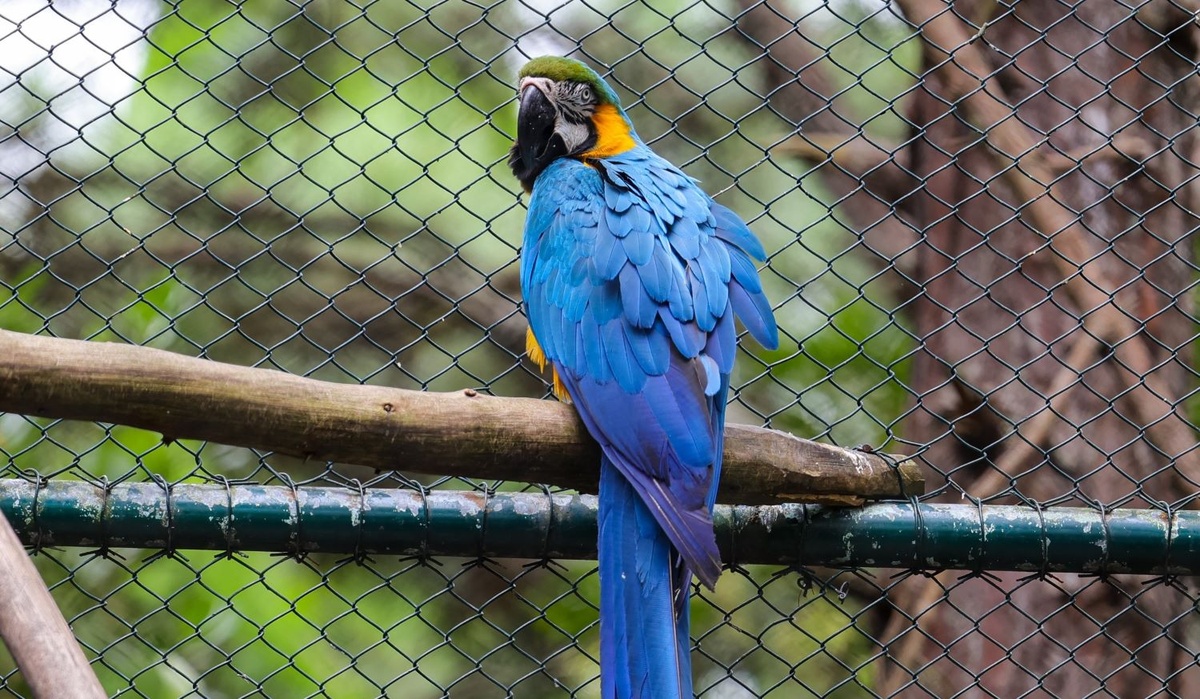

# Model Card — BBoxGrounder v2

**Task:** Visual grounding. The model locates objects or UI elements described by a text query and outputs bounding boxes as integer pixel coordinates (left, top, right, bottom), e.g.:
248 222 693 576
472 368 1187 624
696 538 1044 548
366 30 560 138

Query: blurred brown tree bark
740 0 1200 694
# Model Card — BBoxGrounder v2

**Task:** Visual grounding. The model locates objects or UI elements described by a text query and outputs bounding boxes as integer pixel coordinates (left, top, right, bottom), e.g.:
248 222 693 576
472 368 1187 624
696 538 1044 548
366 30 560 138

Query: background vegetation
1 1 929 696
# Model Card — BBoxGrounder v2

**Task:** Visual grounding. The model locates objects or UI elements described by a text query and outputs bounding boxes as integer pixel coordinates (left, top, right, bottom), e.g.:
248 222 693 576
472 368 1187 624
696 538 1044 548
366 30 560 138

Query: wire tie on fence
790 503 819 595
540 484 554 564
832 578 851 601
465 483 499 571
273 473 307 563
956 495 1000 583
788 562 812 607
394 475 440 567
1035 499 1050 580
211 475 245 561
419 479 439 566
874 448 909 500
143 474 186 564
792 499 867 600
334 478 374 566
973 494 987 568
1099 499 1113 582
1008 492 1059 583
82 475 124 561
1162 500 1178 582
24 471 49 555
523 484 565 571
898 496 943 579
798 501 810 566
726 503 740 575
353 477 373 565
1142 499 1183 591
1079 498 1114 583
765 559 806 591
155 474 174 557
725 505 752 578
798 568 818 599
913 496 926 570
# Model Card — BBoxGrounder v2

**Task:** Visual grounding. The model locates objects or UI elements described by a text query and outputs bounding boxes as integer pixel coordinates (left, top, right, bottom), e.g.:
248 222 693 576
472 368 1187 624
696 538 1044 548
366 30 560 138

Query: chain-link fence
2 0 1199 696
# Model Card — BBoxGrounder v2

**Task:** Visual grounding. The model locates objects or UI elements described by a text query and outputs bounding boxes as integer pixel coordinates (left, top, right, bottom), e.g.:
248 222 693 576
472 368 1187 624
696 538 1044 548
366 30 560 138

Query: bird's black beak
510 85 566 191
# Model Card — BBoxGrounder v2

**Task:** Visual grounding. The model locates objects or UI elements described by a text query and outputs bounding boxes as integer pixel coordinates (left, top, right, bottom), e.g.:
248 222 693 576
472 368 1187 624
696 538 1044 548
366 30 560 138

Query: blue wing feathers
706 307 736 375
688 268 716 333
638 244 671 303
699 355 721 397
729 247 763 294
730 281 778 350
592 226 626 281
669 216 702 259
658 308 705 359
590 279 623 324
643 361 714 469
568 255 589 287
698 236 731 286
562 279 588 322
603 320 647 393
523 148 777 699
605 184 634 213
625 203 654 239
557 314 578 369
619 264 658 329
664 251 693 322
621 224 654 265
523 150 776 381
559 354 723 586
624 322 669 375
703 262 730 323
580 308 611 384
712 202 767 261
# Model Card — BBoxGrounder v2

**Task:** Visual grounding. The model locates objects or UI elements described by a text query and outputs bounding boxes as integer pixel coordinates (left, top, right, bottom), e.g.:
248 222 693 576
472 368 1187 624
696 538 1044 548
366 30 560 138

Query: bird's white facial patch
520 76 596 155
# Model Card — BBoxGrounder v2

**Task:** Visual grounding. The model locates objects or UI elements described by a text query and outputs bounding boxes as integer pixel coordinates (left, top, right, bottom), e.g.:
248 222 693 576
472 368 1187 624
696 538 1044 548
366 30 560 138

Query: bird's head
509 56 638 191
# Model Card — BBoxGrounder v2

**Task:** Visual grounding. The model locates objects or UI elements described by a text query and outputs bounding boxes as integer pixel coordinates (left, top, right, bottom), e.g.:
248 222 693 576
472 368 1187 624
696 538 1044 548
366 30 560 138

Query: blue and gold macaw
509 56 778 698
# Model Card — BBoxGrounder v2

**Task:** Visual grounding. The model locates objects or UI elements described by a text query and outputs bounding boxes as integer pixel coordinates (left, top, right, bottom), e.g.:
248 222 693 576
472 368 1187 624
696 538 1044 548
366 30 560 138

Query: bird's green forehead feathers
519 56 621 106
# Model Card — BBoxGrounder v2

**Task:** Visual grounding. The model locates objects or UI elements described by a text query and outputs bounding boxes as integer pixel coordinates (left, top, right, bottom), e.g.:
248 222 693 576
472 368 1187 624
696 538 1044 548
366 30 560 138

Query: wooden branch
0 510 105 698
0 329 923 505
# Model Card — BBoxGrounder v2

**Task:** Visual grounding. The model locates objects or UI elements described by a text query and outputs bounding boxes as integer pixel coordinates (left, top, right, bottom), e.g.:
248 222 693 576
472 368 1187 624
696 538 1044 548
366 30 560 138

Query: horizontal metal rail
0 479 1192 575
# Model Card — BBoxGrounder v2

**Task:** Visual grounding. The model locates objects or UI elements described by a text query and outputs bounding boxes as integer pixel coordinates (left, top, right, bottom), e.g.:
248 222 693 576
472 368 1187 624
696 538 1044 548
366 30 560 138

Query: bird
509 55 778 698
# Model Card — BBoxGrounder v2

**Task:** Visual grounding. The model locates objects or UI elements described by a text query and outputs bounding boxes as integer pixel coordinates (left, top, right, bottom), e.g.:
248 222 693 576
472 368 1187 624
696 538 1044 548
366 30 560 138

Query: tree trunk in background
742 0 1200 695
903 0 1198 512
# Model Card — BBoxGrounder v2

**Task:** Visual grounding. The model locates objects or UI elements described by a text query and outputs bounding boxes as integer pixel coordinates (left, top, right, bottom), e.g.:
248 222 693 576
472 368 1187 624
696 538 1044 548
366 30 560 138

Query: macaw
509 56 778 698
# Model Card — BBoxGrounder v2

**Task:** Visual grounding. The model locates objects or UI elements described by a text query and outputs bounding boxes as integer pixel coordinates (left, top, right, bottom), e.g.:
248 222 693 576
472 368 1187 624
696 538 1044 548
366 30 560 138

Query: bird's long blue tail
598 455 693 698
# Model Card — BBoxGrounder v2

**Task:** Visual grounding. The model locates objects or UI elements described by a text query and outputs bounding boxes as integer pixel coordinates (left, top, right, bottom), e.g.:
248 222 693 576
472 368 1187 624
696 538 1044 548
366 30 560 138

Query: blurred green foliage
0 1 917 696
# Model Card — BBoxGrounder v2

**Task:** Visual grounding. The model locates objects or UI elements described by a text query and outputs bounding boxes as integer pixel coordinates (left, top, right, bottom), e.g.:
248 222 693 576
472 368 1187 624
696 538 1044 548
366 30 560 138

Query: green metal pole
0 479 1194 575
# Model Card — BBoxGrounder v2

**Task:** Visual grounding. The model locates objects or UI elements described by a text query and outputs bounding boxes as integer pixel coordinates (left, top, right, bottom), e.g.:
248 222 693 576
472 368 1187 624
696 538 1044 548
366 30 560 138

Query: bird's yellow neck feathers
581 104 637 159
526 327 571 402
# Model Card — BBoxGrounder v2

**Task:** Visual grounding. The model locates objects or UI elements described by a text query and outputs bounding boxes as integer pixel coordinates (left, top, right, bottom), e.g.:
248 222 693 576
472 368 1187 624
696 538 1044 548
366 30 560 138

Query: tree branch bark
0 511 105 698
0 329 922 505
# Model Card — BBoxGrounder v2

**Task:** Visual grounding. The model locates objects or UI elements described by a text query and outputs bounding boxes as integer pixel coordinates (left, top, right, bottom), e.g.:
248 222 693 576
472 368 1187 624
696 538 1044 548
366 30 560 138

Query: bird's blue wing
522 152 777 586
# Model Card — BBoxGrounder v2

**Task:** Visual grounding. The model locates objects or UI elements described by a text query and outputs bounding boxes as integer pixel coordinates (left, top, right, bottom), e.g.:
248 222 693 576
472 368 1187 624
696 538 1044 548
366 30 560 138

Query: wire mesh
1 0 1198 696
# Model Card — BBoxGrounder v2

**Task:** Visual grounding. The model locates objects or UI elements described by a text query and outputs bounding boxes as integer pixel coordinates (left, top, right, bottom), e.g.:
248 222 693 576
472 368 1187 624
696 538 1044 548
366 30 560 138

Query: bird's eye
578 85 594 102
